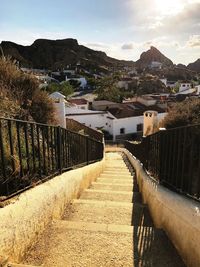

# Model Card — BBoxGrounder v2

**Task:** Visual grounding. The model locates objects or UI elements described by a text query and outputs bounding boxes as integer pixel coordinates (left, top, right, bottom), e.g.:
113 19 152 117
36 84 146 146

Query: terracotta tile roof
68 98 88 105
108 103 166 119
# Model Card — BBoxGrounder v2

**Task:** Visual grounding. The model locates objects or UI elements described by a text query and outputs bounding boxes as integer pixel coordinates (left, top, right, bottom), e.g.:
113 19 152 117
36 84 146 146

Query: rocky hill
187 59 200 72
1 39 134 72
135 46 173 68
2 39 200 75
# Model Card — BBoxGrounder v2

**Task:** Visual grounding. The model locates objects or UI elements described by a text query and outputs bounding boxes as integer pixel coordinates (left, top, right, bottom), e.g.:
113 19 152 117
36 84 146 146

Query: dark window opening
137 123 143 132
120 128 125 134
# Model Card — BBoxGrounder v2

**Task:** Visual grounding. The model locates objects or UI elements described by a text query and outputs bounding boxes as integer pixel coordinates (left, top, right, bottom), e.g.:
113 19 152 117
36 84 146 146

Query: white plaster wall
137 97 157 107
179 83 191 92
195 85 200 94
54 101 66 128
157 112 167 123
112 116 143 139
117 81 129 90
66 114 114 134
0 159 105 262
76 104 89 110
66 77 87 88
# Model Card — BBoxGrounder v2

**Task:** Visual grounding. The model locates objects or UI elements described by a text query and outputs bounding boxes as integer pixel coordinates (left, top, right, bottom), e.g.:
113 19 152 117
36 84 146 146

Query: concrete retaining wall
106 147 200 267
0 159 105 263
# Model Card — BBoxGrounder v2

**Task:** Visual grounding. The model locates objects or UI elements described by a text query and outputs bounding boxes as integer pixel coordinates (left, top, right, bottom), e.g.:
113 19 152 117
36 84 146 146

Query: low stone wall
0 159 105 263
106 147 200 267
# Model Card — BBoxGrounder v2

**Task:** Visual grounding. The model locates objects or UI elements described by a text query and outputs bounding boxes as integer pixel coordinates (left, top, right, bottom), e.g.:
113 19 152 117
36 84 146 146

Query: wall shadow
122 153 186 267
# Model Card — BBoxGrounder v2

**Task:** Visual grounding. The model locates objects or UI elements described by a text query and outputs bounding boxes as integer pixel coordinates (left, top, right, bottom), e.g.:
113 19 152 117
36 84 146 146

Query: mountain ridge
0 38 134 72
1 39 200 73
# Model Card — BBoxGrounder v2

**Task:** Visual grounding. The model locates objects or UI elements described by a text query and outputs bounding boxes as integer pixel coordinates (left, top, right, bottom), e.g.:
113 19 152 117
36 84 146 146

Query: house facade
50 92 167 141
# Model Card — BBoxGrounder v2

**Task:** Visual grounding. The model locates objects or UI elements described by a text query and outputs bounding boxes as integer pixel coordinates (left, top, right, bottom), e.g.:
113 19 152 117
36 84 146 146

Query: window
120 128 125 134
137 123 143 132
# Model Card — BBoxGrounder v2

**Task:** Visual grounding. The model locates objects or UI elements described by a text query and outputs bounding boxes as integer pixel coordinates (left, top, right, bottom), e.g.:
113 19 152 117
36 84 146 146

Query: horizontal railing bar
0 117 104 197
125 123 200 202
0 117 103 144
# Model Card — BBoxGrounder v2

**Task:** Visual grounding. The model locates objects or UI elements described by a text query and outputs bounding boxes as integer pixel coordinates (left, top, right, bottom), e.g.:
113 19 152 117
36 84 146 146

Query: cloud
186 35 200 47
121 43 134 50
154 2 200 35
85 43 109 49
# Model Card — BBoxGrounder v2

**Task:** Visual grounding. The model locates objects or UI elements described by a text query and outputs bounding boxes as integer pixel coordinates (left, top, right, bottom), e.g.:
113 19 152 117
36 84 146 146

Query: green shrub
0 57 55 124
162 98 200 129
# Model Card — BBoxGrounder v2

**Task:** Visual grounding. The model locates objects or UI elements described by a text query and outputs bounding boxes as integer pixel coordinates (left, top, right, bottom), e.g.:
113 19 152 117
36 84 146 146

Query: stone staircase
18 152 185 267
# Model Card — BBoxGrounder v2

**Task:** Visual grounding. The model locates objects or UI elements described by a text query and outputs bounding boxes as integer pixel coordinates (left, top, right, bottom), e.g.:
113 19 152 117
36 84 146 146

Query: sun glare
155 0 185 15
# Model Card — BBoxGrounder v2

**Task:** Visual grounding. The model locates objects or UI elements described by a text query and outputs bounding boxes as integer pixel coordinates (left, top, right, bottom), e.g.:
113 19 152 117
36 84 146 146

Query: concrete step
7 264 40 267
23 220 185 267
105 166 129 170
104 169 129 173
90 182 134 192
100 173 133 179
63 200 152 226
104 165 127 169
96 177 134 185
80 189 142 203
103 170 131 175
21 152 185 267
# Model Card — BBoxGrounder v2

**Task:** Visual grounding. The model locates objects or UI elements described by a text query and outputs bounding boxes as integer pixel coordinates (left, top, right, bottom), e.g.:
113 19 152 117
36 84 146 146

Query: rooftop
50 91 66 99
108 102 166 119
68 98 88 105
92 100 116 106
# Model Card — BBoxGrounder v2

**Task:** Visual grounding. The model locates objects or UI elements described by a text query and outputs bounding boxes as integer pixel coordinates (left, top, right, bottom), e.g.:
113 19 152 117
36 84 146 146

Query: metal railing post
86 136 89 165
57 126 62 174
0 117 104 197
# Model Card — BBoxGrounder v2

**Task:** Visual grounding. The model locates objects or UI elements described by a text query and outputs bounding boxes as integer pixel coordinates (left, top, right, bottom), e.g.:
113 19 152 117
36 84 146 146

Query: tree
136 78 167 95
162 98 200 129
30 90 56 124
68 79 81 90
95 76 124 103
46 81 74 98
87 77 99 89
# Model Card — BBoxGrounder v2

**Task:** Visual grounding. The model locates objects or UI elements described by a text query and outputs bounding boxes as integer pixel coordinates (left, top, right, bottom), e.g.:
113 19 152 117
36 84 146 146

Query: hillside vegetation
0 57 55 124
162 98 200 129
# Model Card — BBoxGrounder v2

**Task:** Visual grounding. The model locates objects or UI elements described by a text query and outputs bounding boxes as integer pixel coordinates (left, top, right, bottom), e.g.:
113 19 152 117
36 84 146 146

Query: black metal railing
0 118 104 197
125 124 200 201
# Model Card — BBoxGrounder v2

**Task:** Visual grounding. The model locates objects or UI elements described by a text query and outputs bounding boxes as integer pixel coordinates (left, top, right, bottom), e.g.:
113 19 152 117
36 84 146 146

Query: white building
179 82 191 92
160 78 167 86
149 61 162 69
65 106 145 141
116 79 132 90
66 108 114 134
176 82 197 95
49 92 67 128
68 98 89 110
167 81 177 89
92 100 116 111
194 85 200 95
51 92 167 141
66 77 87 89
143 110 167 136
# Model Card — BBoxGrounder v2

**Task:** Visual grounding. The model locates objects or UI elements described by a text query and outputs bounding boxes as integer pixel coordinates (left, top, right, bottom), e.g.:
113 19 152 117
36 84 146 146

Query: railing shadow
122 153 185 267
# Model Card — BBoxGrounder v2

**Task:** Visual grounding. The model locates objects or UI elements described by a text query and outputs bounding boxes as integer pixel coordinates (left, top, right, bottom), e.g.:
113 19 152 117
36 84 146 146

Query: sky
1 0 200 65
